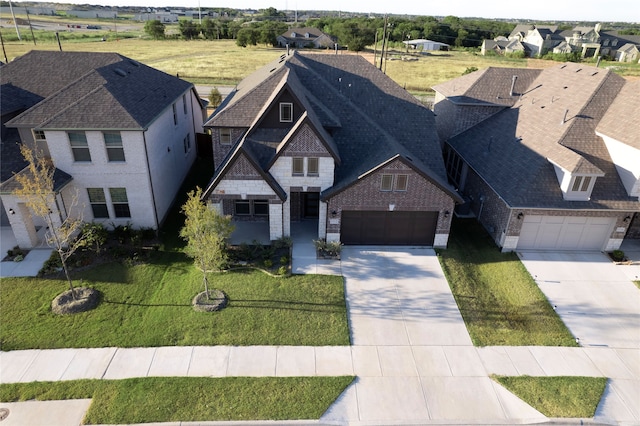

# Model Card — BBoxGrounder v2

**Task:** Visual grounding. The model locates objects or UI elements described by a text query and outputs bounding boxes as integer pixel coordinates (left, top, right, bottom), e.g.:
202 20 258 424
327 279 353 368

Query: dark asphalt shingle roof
3 50 194 130
204 51 458 202
433 67 542 107
447 62 638 210
596 79 640 150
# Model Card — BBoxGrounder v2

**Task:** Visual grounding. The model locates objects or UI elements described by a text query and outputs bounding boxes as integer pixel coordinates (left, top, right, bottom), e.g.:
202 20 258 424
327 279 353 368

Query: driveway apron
322 247 545 425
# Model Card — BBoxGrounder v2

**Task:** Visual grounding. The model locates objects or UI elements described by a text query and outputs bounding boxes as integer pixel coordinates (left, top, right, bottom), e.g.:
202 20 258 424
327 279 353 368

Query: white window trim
280 102 293 123
220 128 232 145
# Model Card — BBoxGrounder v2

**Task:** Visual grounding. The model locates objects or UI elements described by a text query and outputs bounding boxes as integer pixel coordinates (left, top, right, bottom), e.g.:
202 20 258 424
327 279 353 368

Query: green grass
494 376 607 418
634 281 640 289
438 219 577 346
0 256 348 350
0 376 354 423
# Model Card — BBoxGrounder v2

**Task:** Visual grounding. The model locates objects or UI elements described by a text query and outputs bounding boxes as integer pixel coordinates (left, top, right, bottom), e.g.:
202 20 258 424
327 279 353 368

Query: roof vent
269 68 276 73
114 68 127 77
128 59 140 67
509 75 518 96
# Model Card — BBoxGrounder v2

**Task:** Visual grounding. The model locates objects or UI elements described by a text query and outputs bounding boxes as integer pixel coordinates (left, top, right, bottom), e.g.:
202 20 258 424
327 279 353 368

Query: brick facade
325 159 455 243
463 167 635 251
212 127 246 170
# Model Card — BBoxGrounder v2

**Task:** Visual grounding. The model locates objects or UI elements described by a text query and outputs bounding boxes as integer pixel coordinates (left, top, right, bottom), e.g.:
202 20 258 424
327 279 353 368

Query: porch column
318 201 327 239
282 198 291 237
269 202 283 241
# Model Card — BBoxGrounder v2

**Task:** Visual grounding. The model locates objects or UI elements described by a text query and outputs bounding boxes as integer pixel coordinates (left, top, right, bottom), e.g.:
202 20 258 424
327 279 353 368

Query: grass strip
494 376 607 418
0 263 349 349
438 218 576 346
0 376 354 423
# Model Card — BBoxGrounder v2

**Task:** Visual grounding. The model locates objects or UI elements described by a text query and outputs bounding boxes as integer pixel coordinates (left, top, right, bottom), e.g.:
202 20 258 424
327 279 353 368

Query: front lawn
494 376 607 418
0 376 354 423
438 219 576 346
0 252 349 350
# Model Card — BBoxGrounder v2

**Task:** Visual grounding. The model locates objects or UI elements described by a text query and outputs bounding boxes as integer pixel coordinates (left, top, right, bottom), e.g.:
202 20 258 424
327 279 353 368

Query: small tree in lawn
180 187 234 299
14 145 88 300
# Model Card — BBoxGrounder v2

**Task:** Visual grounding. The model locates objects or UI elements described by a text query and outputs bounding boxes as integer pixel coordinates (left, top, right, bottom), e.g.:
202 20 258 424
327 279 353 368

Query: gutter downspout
142 131 160 230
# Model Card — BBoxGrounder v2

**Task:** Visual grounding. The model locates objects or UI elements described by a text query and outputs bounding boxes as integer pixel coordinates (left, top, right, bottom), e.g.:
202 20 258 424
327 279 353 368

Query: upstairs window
280 102 293 123
69 131 91 162
33 130 46 142
307 157 319 176
87 188 109 218
381 174 393 191
220 128 232 145
292 157 304 175
182 94 188 114
183 133 191 154
445 146 465 188
104 131 125 162
110 188 131 218
381 174 408 191
172 103 178 125
571 176 592 192
395 174 408 191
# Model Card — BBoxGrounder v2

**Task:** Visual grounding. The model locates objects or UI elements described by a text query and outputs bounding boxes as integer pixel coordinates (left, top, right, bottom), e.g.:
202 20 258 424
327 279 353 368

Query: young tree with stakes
180 187 234 299
14 145 88 299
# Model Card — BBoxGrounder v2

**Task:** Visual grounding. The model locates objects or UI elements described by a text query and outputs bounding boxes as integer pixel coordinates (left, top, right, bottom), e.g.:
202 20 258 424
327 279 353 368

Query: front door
302 192 320 218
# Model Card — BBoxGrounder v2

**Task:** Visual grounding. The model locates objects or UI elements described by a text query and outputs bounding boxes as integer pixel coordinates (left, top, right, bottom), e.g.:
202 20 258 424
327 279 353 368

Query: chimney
510 75 518 96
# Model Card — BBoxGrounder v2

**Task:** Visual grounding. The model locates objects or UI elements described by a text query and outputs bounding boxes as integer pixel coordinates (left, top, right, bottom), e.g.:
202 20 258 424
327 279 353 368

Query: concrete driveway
518 251 640 349
322 247 546 425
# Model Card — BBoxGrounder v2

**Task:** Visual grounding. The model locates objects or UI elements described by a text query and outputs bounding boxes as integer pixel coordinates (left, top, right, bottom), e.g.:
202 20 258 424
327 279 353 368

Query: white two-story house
0 51 205 248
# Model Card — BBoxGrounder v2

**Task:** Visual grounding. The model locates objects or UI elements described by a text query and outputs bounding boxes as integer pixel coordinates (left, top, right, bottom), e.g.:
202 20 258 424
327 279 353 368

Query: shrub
263 259 273 268
277 265 288 275
611 250 625 262
273 236 292 249
280 255 289 265
80 223 108 254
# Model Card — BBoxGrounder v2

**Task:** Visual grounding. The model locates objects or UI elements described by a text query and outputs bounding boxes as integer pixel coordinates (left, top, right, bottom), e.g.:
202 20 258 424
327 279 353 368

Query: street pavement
1 242 639 425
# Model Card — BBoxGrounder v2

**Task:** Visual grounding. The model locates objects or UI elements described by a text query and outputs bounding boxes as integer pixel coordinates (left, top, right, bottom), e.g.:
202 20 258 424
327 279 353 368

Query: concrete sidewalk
2 246 639 425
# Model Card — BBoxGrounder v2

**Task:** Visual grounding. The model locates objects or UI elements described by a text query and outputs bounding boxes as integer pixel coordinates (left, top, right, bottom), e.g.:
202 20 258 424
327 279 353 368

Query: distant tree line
144 13 513 50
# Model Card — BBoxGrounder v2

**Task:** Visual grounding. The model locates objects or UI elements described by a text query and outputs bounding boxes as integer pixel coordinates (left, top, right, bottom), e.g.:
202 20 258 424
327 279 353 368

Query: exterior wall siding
44 129 158 229
325 159 455 246
433 97 503 142
463 166 636 251
212 127 246 170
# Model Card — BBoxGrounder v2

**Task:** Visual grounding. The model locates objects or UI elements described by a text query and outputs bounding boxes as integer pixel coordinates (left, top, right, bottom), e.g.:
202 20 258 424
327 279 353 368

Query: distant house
433 63 640 252
483 23 618 58
403 39 449 52
276 27 336 49
203 51 461 247
615 43 640 62
0 51 206 249
481 37 526 56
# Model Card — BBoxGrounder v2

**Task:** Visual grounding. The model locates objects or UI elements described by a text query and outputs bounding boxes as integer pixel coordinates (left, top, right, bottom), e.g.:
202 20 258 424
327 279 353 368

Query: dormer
304 32 310 39
550 160 604 201
291 32 297 38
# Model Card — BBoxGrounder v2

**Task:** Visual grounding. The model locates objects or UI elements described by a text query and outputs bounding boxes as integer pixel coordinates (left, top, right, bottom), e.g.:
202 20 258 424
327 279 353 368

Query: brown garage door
340 211 438 245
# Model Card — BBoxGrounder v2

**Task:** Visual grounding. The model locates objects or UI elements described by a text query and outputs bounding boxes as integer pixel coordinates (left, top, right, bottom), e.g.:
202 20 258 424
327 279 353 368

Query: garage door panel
340 210 437 245
518 215 614 251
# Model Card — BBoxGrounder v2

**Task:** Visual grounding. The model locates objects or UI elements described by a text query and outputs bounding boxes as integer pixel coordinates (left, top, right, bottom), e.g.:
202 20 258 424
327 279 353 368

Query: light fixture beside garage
624 215 631 223
389 203 395 212
444 210 450 218
517 212 524 219
8 208 15 215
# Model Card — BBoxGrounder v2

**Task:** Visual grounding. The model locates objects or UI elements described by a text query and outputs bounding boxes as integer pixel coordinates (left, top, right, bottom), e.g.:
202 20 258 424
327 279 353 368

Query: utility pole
26 8 36 45
379 14 387 71
8 0 22 41
0 32 8 63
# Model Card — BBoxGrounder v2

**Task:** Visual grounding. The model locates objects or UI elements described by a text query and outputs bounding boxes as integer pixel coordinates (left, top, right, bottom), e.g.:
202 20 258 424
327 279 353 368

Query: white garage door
517 216 615 250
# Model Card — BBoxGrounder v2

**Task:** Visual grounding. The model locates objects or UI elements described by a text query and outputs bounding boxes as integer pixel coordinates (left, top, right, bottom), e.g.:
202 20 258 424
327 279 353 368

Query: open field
3 29 638 92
